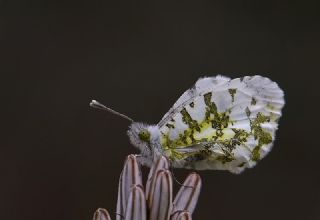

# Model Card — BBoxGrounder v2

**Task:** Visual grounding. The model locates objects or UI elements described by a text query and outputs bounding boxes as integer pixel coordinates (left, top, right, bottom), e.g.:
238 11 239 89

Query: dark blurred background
1 0 319 219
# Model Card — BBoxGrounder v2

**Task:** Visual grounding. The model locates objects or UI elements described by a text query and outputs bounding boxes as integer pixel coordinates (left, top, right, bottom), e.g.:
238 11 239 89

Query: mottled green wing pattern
158 76 284 173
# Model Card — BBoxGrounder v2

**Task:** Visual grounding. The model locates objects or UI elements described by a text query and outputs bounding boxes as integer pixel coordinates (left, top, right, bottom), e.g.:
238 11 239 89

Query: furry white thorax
127 122 162 167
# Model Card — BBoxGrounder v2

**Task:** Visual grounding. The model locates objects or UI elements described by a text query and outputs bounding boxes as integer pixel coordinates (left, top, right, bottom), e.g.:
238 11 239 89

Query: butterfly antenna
90 100 134 122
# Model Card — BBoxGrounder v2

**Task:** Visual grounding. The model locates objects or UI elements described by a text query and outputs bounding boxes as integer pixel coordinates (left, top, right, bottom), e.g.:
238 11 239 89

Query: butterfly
91 75 285 174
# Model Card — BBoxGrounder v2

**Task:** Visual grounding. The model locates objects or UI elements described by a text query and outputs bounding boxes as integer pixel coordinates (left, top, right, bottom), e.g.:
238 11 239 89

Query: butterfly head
127 122 160 164
127 122 151 150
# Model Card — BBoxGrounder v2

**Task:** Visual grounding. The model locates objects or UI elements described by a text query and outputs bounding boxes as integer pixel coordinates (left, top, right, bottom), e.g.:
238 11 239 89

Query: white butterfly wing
157 75 284 173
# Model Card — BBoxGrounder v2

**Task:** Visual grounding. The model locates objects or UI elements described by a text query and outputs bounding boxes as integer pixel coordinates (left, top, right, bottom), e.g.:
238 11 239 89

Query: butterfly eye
138 130 151 142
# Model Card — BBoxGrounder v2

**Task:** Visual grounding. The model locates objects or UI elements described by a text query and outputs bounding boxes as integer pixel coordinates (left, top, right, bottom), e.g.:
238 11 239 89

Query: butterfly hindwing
157 75 284 173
